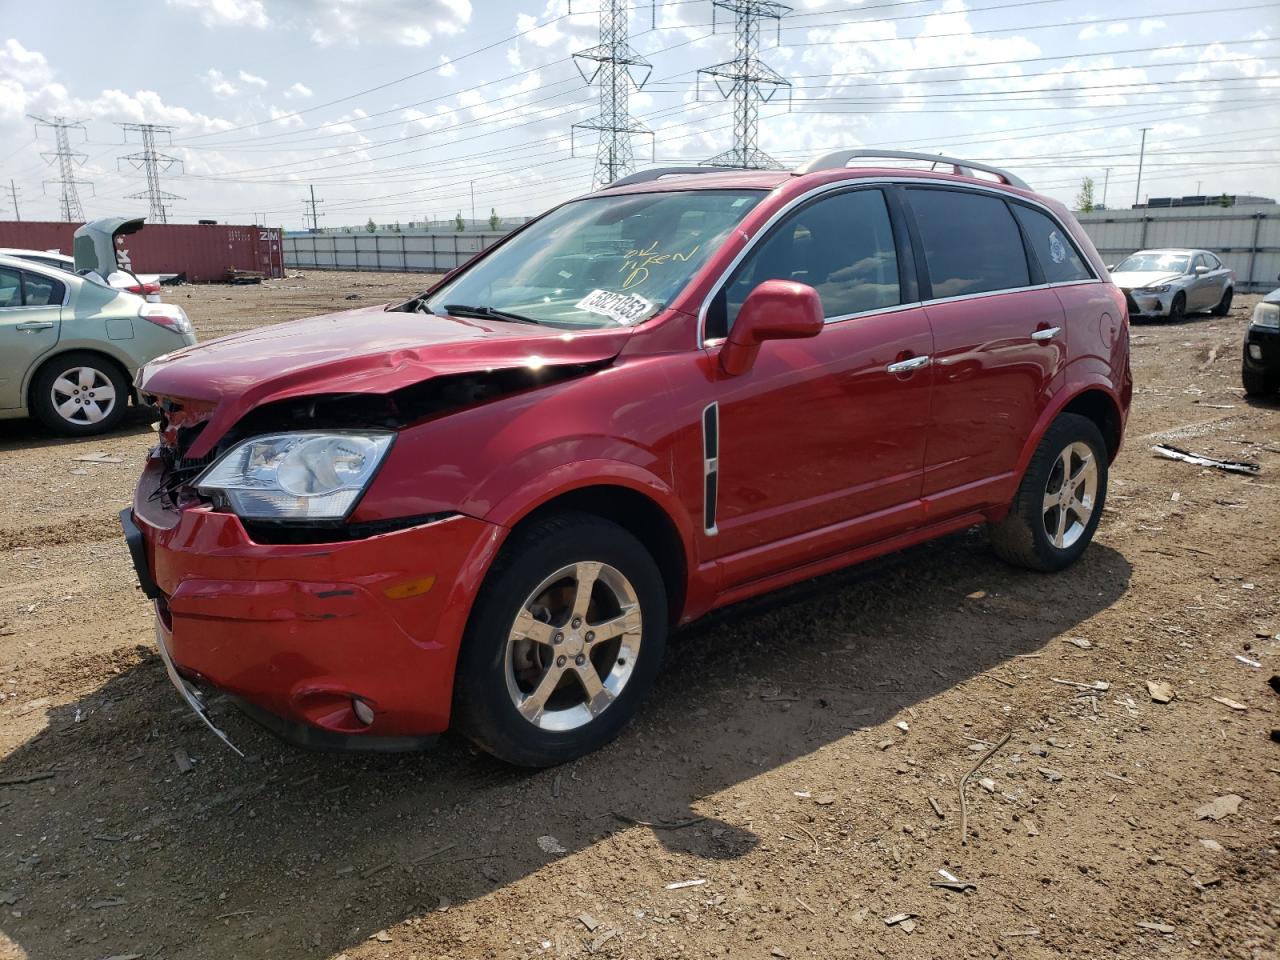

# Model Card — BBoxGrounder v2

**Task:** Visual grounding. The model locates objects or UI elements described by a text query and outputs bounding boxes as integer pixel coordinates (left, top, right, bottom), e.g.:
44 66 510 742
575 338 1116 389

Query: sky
1 0 1276 229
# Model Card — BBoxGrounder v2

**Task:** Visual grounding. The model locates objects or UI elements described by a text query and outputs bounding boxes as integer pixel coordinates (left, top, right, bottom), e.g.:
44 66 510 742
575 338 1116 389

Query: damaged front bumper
123 457 504 752
1122 288 1174 318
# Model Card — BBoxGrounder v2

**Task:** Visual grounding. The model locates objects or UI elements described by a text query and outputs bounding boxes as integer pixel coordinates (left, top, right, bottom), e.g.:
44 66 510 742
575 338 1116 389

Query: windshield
1115 252 1189 274
424 189 766 328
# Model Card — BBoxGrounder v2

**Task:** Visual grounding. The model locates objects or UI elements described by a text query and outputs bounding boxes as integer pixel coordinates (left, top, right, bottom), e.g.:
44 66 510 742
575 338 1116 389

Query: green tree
365 217 377 233
488 207 500 231
1075 177 1096 213
455 211 465 232
1218 193 1233 208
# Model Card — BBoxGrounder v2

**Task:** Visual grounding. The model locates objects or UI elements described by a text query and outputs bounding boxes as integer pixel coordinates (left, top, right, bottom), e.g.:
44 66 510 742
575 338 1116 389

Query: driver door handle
15 321 55 332
886 355 931 374
1030 327 1060 341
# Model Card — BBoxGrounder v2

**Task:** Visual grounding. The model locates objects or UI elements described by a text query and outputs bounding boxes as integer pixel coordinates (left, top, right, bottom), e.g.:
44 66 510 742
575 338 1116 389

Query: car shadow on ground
0 409 155 454
0 530 1131 959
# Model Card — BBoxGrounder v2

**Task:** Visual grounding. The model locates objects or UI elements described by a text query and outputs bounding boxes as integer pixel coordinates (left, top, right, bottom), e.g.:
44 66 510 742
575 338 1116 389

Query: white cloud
438 56 457 78
1139 19 1167 36
283 81 313 99
238 70 268 88
166 0 269 29
202 68 238 98
1079 22 1129 40
303 0 472 48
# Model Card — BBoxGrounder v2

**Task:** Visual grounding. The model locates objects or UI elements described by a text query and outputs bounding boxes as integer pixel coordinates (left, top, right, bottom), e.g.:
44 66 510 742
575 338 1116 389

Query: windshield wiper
442 303 540 325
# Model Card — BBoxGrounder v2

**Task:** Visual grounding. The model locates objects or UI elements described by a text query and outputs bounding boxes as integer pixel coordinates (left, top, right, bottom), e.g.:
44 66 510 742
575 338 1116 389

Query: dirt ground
1 270 1277 960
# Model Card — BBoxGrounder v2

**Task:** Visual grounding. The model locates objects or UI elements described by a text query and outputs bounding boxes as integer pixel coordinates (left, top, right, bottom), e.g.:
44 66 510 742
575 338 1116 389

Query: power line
572 0 654 188
698 1 792 169
28 115 92 222
118 123 184 224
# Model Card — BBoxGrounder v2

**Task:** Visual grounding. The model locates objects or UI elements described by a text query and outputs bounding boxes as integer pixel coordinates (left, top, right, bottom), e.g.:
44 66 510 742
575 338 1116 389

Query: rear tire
1211 287 1233 316
452 511 668 767
30 351 130 436
1242 364 1277 398
989 413 1108 573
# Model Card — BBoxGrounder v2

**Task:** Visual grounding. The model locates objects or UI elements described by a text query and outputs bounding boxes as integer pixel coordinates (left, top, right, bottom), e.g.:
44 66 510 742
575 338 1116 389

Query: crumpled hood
138 304 634 459
1110 271 1183 291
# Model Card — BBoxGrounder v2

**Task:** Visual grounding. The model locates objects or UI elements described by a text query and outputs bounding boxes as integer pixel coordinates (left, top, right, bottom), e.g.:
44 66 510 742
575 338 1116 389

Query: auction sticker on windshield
575 289 655 326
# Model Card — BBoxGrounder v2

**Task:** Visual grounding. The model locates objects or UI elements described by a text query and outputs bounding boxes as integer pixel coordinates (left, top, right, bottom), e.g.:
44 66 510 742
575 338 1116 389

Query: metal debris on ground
1065 637 1092 649
883 913 916 926
1234 655 1262 668
1151 443 1260 475
665 878 706 890
578 913 599 932
1210 696 1247 711
1194 794 1243 821
72 452 124 463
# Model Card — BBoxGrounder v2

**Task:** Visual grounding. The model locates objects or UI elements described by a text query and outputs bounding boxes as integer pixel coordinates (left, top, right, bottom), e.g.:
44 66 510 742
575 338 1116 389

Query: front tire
1168 292 1186 323
989 413 1108 573
30 352 130 436
452 511 668 767
1211 287 1233 316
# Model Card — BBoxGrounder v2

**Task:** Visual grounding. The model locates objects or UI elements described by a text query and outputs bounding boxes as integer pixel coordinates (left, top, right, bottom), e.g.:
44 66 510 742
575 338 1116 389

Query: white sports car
1108 248 1235 321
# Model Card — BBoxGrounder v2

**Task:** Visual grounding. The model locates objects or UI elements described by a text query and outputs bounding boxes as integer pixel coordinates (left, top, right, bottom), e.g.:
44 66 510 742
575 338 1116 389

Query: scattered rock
1137 922 1176 935
578 913 599 932
536 835 566 854
1210 696 1246 711
966 590 986 599
665 878 706 890
883 912 916 926
1146 681 1175 704
1037 767 1065 782
814 793 836 806
979 777 996 793
1194 795 1243 821
371 931 392 943
173 748 194 774
1198 838 1224 852
1065 637 1092 649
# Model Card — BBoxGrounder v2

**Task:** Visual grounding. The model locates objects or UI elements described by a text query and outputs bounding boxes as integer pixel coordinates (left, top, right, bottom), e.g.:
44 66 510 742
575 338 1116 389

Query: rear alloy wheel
453 512 667 767
1211 287 1233 316
31 352 129 436
1168 292 1186 323
989 413 1108 572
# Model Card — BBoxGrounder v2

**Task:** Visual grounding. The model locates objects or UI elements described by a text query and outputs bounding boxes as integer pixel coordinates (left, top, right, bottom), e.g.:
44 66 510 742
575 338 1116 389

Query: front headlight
1251 302 1280 329
196 431 394 520
1135 285 1172 294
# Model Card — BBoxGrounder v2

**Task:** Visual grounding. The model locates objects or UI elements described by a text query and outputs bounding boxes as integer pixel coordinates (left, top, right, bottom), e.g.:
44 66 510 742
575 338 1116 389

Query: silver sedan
1108 248 1235 321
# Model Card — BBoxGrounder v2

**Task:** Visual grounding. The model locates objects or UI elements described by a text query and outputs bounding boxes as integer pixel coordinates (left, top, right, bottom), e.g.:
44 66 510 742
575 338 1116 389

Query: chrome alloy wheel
49 366 117 426
504 561 643 732
1042 441 1098 549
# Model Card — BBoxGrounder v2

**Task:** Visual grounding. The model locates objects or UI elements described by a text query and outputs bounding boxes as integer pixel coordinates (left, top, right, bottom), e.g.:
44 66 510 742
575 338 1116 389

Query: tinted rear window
1011 204 1092 283
907 188 1029 298
23 272 65 306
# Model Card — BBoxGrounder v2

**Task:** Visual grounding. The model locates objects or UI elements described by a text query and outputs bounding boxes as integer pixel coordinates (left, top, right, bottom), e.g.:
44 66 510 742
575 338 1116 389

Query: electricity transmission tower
571 0 654 189
698 1 792 170
303 184 324 232
118 123 184 223
4 179 20 221
29 114 93 221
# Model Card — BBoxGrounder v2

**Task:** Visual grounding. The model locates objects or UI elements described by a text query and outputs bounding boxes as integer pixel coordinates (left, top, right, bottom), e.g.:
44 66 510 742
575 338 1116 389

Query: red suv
122 150 1131 766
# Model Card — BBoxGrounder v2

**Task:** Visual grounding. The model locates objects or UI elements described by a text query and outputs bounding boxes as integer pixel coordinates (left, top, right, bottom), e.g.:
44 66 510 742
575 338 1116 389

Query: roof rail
797 150 1030 191
606 166 743 189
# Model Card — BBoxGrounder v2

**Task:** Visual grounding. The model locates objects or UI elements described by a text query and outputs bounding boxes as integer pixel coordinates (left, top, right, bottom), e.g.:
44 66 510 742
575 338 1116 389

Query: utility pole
4 179 20 221
469 180 476 225
1101 167 1111 209
572 0 653 189
698 1 792 170
118 123 183 223
303 184 324 232
29 115 93 221
1134 127 1150 209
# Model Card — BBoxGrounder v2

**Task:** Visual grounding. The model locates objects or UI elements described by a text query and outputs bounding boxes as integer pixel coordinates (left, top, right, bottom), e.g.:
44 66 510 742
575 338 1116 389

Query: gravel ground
0 271 1277 960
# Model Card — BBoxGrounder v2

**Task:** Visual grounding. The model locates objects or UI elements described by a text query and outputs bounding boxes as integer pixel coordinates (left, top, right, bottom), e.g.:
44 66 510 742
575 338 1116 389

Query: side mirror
1104 264 1115 272
1194 265 1209 275
720 279 824 376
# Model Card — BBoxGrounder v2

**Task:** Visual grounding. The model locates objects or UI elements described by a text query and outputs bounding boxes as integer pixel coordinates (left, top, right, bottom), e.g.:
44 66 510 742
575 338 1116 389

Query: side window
1010 204 1093 283
1205 253 1221 269
906 188 1030 298
22 272 64 307
0 267 21 308
716 189 901 335
1190 254 1205 273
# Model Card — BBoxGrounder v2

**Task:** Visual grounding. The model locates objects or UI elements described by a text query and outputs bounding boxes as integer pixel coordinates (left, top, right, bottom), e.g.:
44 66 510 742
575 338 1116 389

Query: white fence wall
283 231 511 274
285 209 1280 294
1076 205 1279 292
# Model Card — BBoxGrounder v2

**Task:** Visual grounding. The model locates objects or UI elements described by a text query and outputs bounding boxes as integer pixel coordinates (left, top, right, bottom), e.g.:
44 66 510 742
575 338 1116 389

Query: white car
1108 248 1234 322
0 230 163 303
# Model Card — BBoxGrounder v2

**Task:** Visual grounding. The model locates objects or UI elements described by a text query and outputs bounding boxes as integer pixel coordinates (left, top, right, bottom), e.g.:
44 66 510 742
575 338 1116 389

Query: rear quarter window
906 188 1030 298
1010 204 1093 283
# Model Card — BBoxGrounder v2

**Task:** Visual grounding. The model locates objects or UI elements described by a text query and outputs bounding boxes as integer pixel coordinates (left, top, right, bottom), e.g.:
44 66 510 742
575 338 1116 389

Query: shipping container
0 221 284 283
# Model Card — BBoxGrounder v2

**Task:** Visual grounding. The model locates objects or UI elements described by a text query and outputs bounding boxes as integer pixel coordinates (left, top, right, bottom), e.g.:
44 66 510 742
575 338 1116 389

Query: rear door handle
1030 327 1060 341
14 321 55 331
886 355 931 374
